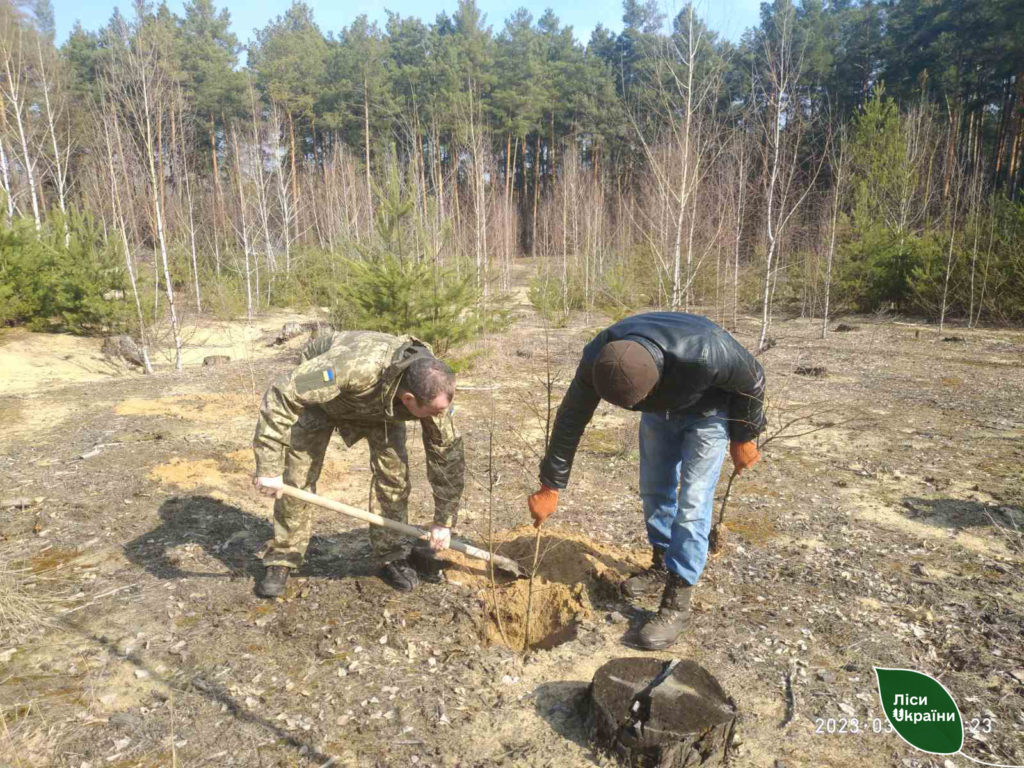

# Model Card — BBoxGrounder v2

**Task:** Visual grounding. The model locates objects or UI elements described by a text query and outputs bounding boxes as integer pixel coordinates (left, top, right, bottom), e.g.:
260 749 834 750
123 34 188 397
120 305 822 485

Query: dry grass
0 546 72 645
984 508 1023 554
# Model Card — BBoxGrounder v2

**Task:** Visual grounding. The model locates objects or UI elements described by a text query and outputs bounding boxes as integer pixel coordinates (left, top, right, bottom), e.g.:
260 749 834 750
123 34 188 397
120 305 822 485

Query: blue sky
52 0 762 48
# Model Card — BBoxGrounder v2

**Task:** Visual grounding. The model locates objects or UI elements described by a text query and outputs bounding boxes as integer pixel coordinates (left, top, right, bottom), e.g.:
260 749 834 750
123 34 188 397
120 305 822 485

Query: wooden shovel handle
278 484 523 576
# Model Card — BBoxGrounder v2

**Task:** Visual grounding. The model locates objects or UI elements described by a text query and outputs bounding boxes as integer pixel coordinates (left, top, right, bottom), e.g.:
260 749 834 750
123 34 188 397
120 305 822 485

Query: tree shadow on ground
901 496 1023 546
60 615 335 765
533 680 596 754
123 495 378 582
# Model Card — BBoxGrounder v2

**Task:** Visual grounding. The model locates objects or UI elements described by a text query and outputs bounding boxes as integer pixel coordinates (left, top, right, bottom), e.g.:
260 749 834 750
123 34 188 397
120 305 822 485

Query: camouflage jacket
253 331 465 527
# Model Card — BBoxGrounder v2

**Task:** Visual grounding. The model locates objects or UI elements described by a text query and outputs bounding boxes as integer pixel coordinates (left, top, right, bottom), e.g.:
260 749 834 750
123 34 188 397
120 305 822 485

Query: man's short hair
401 356 455 404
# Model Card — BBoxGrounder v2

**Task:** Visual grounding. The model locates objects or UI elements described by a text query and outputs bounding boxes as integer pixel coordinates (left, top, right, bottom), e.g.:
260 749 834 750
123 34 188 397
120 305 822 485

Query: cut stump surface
589 657 737 767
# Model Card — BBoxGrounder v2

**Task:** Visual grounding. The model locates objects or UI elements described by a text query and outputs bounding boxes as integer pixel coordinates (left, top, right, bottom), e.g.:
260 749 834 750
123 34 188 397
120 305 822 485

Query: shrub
333 255 507 356
528 272 584 326
203 271 250 320
330 168 508 355
837 221 940 313
0 225 32 325
529 245 660 324
0 212 128 333
268 247 348 310
595 244 661 319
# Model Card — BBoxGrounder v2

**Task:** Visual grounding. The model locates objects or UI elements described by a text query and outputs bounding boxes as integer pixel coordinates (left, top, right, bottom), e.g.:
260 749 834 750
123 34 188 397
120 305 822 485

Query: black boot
635 573 693 650
409 544 445 583
380 558 420 592
258 565 290 598
621 548 667 598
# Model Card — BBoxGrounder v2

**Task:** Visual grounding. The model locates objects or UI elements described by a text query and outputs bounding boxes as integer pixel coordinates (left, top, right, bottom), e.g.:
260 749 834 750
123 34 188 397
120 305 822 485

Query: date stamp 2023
813 716 994 737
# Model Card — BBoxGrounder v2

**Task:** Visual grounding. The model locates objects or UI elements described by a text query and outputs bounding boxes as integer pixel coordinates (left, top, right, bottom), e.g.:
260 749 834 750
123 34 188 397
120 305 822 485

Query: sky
52 0 763 49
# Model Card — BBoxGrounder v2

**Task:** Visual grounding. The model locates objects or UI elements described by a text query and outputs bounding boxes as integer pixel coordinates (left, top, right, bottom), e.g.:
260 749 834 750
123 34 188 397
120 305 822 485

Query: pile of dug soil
439 526 647 650
149 457 235 491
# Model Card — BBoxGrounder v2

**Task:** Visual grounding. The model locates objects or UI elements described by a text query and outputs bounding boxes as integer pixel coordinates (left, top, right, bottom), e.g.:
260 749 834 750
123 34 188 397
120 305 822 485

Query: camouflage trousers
263 406 411 569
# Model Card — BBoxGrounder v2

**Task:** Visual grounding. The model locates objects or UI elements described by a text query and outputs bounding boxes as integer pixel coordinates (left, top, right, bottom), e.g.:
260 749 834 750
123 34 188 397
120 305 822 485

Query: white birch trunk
2 47 40 230
822 133 846 339
36 38 69 242
231 127 254 320
141 76 182 370
938 169 962 331
104 115 153 374
0 135 12 221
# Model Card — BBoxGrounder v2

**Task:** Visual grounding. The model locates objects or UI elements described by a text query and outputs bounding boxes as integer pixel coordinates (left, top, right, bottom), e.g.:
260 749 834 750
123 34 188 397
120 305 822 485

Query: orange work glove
528 486 559 528
729 440 761 474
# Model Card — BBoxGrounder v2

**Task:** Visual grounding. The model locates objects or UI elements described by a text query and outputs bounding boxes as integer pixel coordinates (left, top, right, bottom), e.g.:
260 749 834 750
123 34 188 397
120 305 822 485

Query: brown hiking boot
258 565 290 598
635 574 693 650
621 548 667 599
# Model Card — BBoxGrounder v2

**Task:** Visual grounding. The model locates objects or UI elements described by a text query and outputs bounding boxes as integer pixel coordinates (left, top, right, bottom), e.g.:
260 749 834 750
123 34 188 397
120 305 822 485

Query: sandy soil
0 311 314 396
0 284 1021 768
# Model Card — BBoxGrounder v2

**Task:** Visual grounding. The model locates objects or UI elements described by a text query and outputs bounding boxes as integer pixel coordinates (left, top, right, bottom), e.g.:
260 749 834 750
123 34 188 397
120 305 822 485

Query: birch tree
938 153 963 331
821 123 848 338
0 12 40 230
175 89 202 313
754 2 820 352
102 105 153 373
230 125 255 319
36 37 71 239
107 12 183 369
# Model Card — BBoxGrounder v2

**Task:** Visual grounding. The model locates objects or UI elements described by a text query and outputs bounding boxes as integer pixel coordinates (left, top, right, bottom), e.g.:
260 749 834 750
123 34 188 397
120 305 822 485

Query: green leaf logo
875 668 963 754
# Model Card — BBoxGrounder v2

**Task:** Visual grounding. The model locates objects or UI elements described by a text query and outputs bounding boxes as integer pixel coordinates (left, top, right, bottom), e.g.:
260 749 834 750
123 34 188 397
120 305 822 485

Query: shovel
278 484 526 578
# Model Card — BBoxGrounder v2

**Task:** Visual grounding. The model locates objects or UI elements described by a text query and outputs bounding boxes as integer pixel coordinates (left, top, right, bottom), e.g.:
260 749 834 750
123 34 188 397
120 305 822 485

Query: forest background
0 0 1022 369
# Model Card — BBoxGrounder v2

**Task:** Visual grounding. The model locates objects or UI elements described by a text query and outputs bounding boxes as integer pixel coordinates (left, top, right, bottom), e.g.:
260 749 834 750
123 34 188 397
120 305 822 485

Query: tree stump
588 658 737 767
101 334 144 367
274 322 305 345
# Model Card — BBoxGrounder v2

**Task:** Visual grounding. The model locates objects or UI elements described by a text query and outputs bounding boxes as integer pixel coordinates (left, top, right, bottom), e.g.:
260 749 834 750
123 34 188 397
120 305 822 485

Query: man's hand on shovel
253 475 284 499
428 524 451 552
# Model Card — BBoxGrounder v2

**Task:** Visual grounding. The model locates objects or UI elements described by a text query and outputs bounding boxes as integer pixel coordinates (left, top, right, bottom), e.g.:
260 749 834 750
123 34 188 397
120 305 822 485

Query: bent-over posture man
252 330 464 597
528 313 765 649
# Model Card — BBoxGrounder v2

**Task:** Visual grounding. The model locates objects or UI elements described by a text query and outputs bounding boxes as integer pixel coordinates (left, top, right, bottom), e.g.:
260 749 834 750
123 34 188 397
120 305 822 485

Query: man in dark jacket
527 313 765 649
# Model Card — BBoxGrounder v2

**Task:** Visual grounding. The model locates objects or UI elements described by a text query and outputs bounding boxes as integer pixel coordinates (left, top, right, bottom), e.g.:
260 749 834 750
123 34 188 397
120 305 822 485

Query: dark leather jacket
539 313 766 490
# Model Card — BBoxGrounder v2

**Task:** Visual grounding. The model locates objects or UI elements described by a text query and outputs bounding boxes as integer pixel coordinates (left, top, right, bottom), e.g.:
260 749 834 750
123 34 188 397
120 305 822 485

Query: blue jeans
639 410 729 586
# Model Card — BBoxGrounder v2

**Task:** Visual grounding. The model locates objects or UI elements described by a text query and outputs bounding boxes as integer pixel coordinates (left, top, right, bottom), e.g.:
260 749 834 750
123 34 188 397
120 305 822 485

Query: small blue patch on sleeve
323 368 335 383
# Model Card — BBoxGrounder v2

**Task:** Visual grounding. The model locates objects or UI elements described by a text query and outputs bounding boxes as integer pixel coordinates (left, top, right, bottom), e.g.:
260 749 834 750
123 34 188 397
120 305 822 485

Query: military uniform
253 331 465 568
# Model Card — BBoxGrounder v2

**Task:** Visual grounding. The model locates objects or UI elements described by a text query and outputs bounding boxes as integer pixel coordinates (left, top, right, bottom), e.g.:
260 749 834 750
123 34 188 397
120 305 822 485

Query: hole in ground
437 526 647 651
486 578 589 650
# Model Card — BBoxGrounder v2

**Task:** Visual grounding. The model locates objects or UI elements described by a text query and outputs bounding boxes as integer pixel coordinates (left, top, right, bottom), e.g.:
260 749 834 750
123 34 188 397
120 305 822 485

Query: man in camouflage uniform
252 330 465 597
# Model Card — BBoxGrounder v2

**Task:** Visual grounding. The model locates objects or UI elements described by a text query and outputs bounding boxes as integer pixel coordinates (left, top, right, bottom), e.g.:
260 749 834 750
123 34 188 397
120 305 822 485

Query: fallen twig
1 498 39 510
780 662 797 729
59 583 137 615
